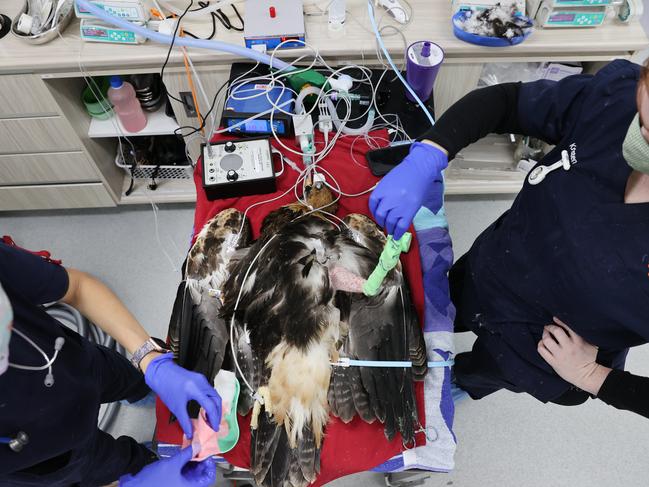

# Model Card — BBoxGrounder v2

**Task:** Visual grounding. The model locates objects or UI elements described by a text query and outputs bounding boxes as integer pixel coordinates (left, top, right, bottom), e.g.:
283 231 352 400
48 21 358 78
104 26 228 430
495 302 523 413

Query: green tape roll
362 232 412 297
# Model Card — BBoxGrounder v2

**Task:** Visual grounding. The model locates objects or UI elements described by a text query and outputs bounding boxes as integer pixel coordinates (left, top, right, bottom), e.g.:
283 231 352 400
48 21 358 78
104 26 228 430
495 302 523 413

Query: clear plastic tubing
295 86 374 136
157 0 239 18
328 0 346 31
74 0 295 72
107 75 147 133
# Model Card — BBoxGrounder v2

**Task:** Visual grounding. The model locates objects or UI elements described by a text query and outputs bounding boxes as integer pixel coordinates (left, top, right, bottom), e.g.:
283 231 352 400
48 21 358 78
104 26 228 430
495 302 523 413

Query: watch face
151 337 170 351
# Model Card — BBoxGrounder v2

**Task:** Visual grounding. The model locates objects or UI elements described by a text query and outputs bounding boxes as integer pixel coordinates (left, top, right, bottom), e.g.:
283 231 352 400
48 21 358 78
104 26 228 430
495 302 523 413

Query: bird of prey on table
168 180 427 487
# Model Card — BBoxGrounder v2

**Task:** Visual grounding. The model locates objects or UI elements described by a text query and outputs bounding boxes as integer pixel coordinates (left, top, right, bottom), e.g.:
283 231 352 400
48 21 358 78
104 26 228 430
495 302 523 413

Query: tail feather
297 426 318 484
252 409 320 487
288 454 308 487
251 411 283 480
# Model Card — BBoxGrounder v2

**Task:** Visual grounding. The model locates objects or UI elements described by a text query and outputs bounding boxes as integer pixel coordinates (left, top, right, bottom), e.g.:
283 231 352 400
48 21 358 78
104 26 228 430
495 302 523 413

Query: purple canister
405 41 444 103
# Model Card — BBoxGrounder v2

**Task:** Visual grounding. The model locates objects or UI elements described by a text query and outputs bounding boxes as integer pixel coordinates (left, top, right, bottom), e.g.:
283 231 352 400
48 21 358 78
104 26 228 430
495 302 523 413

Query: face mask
0 283 12 376
622 113 649 174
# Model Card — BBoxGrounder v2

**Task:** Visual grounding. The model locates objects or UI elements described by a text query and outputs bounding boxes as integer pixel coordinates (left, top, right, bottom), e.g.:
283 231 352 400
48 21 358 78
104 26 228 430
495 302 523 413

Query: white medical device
201 138 276 200
377 0 410 24
80 18 146 43
243 0 306 51
74 0 152 22
527 0 643 27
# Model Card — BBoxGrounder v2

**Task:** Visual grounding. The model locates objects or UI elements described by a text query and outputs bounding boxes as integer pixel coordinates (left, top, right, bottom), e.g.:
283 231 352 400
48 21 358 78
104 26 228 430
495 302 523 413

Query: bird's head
304 178 339 215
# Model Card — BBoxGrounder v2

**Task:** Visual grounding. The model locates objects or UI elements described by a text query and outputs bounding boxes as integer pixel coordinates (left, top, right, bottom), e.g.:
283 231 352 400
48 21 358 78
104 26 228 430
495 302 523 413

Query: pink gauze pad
182 404 231 461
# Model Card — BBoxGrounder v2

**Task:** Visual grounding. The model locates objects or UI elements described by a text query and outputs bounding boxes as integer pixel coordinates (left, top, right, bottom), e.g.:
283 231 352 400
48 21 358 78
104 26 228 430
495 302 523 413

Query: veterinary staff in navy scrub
0 242 219 486
370 58 649 408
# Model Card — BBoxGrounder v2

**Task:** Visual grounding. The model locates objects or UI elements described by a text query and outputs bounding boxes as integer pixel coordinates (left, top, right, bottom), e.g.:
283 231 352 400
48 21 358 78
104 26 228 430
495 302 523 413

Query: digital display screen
227 118 286 135
549 13 576 21
82 27 108 37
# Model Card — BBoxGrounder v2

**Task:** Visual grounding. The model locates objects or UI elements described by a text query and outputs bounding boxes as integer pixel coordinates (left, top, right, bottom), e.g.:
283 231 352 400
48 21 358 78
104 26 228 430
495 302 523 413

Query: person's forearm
597 369 649 419
419 82 524 160
62 269 161 371
575 364 611 396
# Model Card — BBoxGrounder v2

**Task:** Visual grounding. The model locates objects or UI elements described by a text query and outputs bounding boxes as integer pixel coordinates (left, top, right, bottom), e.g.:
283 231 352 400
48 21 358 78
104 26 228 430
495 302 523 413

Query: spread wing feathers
329 213 427 445
221 216 342 487
169 278 191 361
169 208 252 386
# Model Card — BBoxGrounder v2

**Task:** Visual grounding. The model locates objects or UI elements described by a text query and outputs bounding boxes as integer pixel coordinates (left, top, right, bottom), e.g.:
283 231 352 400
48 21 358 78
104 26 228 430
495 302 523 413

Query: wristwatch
130 337 171 371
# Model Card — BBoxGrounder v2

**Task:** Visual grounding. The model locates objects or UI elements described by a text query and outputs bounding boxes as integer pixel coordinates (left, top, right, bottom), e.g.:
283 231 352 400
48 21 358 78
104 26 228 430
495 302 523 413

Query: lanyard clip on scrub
527 149 571 185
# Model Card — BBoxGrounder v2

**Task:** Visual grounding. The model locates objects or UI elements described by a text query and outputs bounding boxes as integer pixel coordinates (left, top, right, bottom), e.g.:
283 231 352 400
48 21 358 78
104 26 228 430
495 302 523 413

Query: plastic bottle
107 75 147 133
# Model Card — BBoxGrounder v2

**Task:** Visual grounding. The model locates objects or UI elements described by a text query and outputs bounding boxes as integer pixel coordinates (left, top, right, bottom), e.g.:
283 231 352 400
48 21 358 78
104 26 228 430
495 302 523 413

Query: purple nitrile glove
120 445 216 487
144 353 221 439
369 142 448 239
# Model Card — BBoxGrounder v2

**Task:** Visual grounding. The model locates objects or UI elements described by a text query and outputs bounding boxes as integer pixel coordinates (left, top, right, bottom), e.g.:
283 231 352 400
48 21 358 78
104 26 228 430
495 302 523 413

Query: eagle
168 181 427 487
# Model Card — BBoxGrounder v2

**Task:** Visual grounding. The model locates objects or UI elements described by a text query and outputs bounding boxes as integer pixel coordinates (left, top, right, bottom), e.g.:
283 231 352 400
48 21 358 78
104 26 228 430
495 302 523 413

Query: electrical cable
181 1 217 39
160 0 194 106
227 4 244 30
366 0 434 128
157 0 240 18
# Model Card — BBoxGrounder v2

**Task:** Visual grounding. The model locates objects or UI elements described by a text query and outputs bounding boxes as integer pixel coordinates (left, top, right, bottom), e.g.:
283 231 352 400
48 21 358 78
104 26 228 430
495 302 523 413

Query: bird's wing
168 208 252 386
328 214 427 444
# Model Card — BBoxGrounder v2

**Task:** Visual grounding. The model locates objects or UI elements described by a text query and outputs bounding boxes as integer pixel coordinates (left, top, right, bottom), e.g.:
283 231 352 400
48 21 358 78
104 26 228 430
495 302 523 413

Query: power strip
201 138 276 200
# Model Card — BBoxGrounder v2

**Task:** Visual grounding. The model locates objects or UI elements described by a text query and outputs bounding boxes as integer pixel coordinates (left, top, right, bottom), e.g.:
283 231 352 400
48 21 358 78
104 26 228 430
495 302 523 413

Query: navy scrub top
0 243 102 477
467 59 649 402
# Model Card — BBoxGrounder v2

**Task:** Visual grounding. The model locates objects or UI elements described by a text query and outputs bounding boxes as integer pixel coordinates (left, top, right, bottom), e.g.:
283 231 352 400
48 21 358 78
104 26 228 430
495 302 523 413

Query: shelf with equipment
0 0 646 211
119 177 196 204
88 104 180 138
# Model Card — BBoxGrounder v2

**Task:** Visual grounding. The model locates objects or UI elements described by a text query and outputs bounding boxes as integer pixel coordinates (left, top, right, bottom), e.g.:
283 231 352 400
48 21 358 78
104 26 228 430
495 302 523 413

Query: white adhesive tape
16 13 34 35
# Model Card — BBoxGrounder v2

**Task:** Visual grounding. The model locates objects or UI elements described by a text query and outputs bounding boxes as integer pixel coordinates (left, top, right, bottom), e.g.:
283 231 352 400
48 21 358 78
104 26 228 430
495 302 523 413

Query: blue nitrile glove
145 353 221 439
369 142 448 240
120 445 216 487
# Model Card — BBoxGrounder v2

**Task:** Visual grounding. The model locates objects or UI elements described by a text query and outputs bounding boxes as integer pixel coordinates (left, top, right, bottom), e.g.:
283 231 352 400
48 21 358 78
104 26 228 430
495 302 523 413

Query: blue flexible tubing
74 0 294 72
366 0 435 128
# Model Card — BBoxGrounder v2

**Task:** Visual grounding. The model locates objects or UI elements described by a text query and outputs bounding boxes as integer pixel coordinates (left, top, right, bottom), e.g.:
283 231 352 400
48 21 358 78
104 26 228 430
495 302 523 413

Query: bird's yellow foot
250 386 272 430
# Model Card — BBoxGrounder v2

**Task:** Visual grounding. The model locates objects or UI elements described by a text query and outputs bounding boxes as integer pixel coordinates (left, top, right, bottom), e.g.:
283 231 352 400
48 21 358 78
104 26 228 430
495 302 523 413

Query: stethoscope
0 328 65 453
0 432 28 452
8 327 65 388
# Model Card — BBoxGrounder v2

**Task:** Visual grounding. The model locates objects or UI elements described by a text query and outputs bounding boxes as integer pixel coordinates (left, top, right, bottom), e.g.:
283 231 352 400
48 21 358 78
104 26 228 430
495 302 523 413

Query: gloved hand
369 141 448 240
145 353 221 439
120 445 216 487
537 317 610 395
